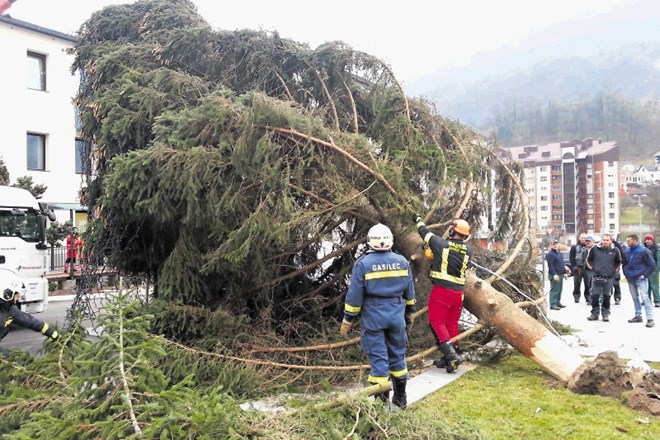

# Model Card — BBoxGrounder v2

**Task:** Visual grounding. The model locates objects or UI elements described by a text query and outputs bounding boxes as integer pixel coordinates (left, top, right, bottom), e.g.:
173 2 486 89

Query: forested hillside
410 41 660 159
486 92 660 159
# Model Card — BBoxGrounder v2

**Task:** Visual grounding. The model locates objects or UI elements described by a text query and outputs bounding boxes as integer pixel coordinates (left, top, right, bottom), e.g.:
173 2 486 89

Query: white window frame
27 51 47 91
27 132 46 171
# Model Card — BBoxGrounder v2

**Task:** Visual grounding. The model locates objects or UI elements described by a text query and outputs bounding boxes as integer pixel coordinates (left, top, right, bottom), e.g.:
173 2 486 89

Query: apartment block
507 139 620 244
0 15 86 227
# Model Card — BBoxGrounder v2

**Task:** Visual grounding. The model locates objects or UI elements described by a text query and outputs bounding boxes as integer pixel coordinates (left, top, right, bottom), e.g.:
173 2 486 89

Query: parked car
560 251 572 276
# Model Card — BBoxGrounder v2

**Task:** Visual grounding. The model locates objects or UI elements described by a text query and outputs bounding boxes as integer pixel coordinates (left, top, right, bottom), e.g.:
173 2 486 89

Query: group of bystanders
548 233 660 328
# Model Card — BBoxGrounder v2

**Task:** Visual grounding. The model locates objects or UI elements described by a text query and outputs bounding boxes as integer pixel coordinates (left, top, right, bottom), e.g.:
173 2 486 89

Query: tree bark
463 271 585 383
397 229 585 383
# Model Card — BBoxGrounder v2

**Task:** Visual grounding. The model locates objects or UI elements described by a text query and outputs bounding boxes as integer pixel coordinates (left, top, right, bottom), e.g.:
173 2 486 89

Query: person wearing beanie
643 234 660 307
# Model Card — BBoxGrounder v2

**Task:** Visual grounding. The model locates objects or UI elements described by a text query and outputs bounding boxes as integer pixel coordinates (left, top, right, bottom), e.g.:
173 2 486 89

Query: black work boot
432 357 447 368
438 341 462 373
369 382 390 404
391 377 407 409
433 342 461 368
373 391 390 403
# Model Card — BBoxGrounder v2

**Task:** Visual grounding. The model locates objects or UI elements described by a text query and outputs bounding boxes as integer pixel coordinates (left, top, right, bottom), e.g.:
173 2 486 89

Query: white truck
0 185 56 313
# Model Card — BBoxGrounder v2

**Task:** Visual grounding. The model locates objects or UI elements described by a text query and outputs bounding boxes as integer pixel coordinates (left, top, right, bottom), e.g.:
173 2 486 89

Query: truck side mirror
38 203 57 221
36 214 47 249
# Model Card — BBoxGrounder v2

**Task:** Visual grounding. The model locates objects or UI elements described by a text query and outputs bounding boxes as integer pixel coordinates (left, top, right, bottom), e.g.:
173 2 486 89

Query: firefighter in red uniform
77 235 85 271
64 227 81 272
415 215 473 373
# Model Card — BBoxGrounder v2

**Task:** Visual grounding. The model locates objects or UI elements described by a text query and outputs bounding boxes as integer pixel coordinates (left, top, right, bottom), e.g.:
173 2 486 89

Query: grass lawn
412 355 659 439
620 206 656 226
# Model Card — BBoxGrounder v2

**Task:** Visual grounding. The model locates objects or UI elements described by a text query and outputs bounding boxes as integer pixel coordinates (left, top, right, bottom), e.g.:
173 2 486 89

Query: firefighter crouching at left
415 214 473 373
0 272 60 358
340 223 416 409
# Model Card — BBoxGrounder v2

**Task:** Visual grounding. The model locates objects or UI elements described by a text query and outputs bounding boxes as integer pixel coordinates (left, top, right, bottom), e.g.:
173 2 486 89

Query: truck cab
0 185 55 313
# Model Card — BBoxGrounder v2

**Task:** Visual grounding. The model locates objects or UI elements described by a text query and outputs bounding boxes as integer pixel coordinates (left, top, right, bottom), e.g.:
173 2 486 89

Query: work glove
49 330 60 341
339 319 353 338
413 213 423 224
405 303 415 333
405 313 414 333
423 244 434 260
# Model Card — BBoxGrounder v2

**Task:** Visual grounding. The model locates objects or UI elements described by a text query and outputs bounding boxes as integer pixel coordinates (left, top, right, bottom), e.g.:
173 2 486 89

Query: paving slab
407 362 476 405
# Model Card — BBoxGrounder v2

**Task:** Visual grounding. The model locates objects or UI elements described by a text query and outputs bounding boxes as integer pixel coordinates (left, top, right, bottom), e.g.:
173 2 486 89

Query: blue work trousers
360 296 408 381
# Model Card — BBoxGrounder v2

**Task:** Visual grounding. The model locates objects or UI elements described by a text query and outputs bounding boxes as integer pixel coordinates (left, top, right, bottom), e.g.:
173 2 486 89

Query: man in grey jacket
586 234 622 322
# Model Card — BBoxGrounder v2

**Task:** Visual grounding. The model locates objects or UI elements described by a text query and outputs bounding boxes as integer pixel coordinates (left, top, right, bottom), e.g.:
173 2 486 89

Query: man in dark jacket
570 233 590 303
586 234 622 322
545 239 566 310
611 235 627 305
623 234 656 328
643 234 660 307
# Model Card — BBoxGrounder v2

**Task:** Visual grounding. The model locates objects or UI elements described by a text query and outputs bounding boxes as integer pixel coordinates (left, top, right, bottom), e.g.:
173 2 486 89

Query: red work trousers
427 285 464 343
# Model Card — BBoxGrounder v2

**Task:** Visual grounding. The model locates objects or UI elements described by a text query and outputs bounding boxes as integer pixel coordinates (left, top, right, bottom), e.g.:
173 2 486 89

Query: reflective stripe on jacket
344 250 415 319
418 224 472 290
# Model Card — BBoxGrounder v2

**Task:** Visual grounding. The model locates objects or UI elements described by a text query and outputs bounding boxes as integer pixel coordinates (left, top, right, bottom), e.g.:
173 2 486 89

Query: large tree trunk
463 271 585 383
398 230 585 384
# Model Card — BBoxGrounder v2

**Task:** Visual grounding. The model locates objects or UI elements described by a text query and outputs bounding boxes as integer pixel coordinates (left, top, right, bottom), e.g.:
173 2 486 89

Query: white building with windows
508 138 620 245
0 15 86 227
625 164 660 188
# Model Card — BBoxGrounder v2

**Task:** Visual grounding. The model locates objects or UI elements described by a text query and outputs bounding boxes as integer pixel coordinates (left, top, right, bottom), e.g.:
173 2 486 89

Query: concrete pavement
546 277 659 362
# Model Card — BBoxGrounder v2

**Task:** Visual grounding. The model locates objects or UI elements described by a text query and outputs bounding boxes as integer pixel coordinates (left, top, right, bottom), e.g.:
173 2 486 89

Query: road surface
1 295 98 356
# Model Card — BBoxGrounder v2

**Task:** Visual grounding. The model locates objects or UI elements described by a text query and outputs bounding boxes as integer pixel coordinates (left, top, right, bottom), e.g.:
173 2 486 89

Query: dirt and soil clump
568 351 660 415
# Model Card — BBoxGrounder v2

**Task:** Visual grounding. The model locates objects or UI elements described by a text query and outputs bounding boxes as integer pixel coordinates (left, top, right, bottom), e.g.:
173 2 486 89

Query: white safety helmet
367 223 394 251
0 270 22 303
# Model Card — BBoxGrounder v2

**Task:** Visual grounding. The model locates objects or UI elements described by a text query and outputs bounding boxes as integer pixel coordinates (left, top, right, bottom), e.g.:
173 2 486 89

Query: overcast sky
5 0 646 82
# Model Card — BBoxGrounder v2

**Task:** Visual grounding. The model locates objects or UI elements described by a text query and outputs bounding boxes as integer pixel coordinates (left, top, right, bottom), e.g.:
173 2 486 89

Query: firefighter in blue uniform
340 223 416 409
0 271 60 357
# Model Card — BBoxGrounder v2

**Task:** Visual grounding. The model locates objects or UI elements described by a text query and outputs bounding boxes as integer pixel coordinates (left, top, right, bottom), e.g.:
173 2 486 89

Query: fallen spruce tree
4 3 657 435
72 0 531 350
73 0 657 392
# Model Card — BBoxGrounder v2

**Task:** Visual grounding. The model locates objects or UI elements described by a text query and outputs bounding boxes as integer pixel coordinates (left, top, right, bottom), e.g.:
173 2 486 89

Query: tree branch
272 70 294 101
249 237 365 293
269 127 399 197
486 151 529 282
117 302 142 436
312 68 340 131
340 76 359 134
